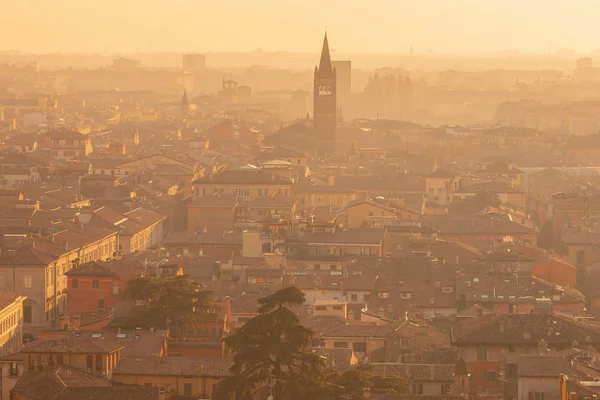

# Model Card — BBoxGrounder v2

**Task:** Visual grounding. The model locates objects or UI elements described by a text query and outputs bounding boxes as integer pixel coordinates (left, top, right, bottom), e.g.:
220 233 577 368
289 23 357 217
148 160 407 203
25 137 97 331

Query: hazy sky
2 0 599 54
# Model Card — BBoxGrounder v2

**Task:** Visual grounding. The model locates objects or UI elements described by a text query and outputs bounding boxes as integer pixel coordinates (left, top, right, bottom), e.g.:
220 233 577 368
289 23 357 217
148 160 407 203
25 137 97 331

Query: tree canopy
214 286 324 400
213 286 410 400
321 364 409 400
121 275 214 328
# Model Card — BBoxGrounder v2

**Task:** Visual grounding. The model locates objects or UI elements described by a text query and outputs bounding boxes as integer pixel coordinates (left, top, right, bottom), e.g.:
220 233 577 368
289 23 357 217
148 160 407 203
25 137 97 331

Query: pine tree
214 287 324 400
122 275 214 328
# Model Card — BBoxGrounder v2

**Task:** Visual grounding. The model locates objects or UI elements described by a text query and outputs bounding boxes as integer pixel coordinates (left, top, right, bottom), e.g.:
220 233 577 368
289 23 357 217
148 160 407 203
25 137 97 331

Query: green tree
321 364 410 400
213 286 325 400
213 287 410 400
122 275 213 328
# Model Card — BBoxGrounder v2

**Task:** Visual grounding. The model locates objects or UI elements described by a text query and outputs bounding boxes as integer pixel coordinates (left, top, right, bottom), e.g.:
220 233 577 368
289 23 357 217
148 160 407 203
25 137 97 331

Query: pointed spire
455 358 468 376
318 32 333 75
181 89 189 118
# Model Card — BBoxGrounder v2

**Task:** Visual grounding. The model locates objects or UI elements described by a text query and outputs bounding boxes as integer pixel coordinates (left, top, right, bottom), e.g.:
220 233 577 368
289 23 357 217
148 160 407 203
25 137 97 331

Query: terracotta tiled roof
164 231 242 246
0 292 24 310
320 321 400 338
372 363 455 381
452 313 600 345
47 130 88 140
113 356 232 377
22 338 123 354
517 354 572 377
52 387 159 400
192 169 291 185
428 169 457 179
65 261 113 277
12 365 113 400
303 228 386 245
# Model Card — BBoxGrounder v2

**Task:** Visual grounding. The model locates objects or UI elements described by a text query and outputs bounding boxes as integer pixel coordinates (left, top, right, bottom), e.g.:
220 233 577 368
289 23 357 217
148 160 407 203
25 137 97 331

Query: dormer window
378 291 389 299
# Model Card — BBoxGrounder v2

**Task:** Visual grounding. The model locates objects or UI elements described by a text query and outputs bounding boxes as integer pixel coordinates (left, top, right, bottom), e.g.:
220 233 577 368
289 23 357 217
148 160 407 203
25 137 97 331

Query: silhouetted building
218 79 251 103
333 60 351 110
112 57 141 71
183 53 206 71
314 33 337 152
181 90 190 118
290 90 309 119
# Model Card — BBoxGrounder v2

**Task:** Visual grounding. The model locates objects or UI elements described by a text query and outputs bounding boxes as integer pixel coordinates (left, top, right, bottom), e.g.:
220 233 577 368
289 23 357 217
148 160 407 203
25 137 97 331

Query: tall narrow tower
181 89 190 118
314 33 337 151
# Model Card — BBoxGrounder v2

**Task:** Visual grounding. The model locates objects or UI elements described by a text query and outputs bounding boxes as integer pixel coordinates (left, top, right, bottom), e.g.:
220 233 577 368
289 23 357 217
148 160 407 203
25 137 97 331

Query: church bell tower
313 33 337 152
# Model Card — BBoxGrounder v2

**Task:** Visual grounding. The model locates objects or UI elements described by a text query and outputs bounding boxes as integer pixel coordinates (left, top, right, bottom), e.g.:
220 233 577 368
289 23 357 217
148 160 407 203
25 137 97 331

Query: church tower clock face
318 85 333 96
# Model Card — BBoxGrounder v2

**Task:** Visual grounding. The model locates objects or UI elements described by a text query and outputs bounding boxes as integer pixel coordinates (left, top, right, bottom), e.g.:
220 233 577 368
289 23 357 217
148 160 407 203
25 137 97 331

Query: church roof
318 33 334 76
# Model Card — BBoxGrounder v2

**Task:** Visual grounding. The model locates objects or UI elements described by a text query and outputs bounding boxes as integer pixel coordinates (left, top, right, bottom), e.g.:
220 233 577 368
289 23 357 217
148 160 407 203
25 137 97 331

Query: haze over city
3 0 600 54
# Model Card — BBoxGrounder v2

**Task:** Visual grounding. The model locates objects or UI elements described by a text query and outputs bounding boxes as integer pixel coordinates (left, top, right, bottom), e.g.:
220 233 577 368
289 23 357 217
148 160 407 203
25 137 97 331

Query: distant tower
181 90 189 118
452 358 470 395
314 32 337 152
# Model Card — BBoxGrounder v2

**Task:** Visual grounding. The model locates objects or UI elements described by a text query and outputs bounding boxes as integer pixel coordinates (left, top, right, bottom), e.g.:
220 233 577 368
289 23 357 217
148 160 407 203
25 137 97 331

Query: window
234 188 250 198
144 383 152 387
95 355 102 372
412 384 423 394
9 362 17 377
333 342 349 348
23 275 32 289
86 355 93 372
93 280 99 289
484 370 497 382
506 364 517 379
441 286 454 293
363 294 370 302
441 384 451 394
332 306 343 311
98 298 105 309
315 306 327 311
378 292 389 299
72 279 78 289
529 393 545 400
353 342 367 352
351 294 358 302
477 347 487 361
23 305 32 323
400 339 410 347
184 383 192 396
400 292 412 300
